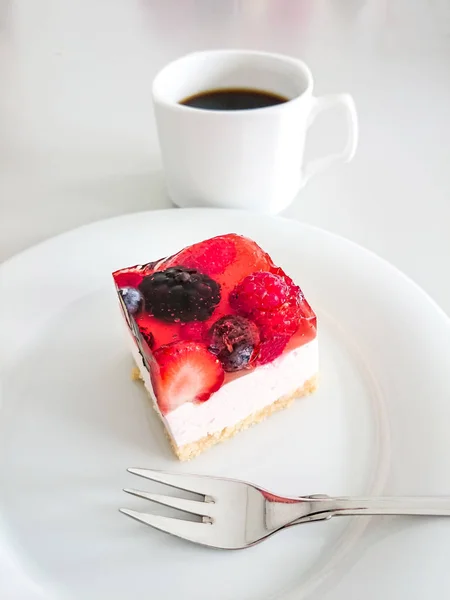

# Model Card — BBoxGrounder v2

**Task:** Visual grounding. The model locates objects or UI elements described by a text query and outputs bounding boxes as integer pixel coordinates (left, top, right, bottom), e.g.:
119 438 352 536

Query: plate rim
1 207 450 599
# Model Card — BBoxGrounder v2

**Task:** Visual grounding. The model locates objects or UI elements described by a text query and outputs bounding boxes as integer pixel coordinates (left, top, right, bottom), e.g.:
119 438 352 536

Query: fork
120 468 450 549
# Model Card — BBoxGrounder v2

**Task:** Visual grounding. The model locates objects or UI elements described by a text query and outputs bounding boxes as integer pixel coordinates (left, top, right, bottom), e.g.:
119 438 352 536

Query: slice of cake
113 234 318 460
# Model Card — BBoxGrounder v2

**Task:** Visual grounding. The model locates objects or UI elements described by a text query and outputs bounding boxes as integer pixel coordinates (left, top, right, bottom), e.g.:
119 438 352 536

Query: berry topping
257 335 290 365
113 269 144 289
139 267 221 323
258 300 301 339
230 271 293 314
173 236 237 276
119 287 143 315
179 321 207 342
152 341 224 414
206 315 260 372
230 271 304 336
230 271 307 363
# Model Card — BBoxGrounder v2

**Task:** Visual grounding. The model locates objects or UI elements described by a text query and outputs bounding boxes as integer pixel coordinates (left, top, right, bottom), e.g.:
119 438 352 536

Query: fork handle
328 496 450 517
268 495 450 530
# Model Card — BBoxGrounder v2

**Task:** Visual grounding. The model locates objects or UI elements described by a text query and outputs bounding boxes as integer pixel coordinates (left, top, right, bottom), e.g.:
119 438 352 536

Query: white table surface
1 0 450 597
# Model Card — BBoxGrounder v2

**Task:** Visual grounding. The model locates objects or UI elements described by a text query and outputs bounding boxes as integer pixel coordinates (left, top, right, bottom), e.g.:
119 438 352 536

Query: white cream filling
129 334 318 447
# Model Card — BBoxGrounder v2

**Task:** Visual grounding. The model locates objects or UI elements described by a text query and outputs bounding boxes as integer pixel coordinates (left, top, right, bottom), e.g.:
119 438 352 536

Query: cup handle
302 93 358 185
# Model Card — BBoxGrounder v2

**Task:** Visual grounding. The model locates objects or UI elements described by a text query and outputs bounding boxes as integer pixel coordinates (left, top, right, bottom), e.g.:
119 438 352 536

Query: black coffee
180 88 288 111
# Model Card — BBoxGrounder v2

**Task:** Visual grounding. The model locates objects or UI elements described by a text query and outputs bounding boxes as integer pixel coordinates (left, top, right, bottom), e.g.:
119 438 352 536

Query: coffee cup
153 50 358 214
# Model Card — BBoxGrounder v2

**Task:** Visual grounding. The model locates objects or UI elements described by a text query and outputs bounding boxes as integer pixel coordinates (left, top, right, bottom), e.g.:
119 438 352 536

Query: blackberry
139 266 220 323
206 315 260 372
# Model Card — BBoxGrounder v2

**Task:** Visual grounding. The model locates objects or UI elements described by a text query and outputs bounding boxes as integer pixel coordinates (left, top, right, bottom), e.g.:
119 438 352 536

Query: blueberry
119 287 143 315
206 315 260 372
222 342 255 371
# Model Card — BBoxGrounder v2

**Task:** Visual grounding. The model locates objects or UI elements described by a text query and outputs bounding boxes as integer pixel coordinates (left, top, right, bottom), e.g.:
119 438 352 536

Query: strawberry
257 335 290 365
152 341 224 414
169 235 237 276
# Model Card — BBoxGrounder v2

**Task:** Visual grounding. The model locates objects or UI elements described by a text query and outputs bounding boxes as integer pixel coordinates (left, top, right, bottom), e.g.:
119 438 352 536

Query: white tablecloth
1 0 450 596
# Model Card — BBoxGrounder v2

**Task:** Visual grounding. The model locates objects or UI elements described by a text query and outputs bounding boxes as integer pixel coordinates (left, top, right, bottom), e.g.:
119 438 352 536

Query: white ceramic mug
153 50 358 214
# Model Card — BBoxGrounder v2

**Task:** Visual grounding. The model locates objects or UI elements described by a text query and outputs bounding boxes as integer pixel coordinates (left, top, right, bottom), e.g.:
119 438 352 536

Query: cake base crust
132 367 318 461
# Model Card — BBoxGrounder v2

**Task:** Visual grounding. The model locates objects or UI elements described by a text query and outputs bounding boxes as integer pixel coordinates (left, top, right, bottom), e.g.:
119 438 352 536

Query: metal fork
120 468 450 549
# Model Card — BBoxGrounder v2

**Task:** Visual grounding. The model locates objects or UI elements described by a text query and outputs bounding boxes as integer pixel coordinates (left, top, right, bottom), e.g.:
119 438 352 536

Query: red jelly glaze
112 234 317 406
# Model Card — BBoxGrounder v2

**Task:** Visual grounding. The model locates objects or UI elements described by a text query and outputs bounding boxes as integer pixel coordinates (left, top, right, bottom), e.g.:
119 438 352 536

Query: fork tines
120 468 216 539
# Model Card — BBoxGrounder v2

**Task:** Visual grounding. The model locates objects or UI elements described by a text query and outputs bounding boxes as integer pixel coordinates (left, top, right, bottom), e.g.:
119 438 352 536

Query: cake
113 234 318 460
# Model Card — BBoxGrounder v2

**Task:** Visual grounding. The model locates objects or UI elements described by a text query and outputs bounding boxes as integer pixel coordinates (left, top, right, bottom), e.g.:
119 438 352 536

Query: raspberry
230 271 304 343
179 321 207 342
230 272 291 314
229 270 306 366
206 315 260 372
257 336 290 365
258 301 301 339
271 267 300 292
176 236 237 276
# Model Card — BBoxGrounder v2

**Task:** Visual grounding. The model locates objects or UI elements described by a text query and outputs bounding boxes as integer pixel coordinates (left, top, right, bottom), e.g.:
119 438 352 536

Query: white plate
1 209 450 600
